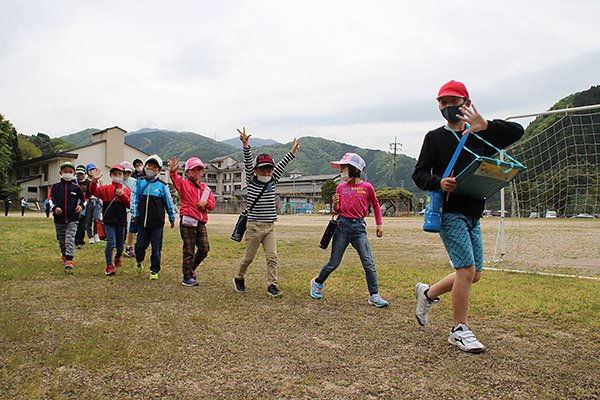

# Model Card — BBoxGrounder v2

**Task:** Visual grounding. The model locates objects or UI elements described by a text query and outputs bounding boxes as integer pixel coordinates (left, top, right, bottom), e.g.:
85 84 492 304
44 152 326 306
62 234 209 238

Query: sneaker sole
105 272 116 276
368 300 389 308
448 337 485 354
309 292 323 300
414 283 428 326
182 282 199 287
233 278 246 293
267 291 282 298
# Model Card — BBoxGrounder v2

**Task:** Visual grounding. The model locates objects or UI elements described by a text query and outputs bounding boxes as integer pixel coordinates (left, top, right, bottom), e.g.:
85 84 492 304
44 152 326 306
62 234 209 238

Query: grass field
1 214 599 399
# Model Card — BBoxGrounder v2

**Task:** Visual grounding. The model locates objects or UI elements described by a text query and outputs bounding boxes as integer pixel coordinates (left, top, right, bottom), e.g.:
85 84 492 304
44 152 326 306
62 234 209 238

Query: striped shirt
243 146 295 222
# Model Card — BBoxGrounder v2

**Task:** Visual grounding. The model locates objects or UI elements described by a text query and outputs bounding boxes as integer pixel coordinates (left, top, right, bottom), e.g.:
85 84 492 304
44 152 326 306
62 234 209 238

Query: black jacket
412 120 524 218
49 180 85 224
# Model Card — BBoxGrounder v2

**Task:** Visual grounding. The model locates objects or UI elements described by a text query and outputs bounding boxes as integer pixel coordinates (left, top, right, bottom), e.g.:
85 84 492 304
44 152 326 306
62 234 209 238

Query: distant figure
120 161 137 258
44 198 51 218
20 197 28 216
4 196 11 216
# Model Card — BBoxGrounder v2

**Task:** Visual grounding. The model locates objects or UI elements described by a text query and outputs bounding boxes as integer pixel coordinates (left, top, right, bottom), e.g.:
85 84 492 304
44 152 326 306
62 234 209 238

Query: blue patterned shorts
439 213 483 271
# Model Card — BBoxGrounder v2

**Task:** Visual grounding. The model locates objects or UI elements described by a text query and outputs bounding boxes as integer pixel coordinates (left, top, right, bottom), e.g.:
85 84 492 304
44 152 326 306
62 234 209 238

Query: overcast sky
1 0 599 157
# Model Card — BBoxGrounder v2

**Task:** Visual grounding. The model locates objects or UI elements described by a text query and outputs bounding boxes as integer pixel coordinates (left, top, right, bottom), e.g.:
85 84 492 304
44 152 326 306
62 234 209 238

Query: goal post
493 103 600 262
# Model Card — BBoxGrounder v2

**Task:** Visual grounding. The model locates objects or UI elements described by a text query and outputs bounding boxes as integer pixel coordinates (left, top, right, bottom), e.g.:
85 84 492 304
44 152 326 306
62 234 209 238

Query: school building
9 127 151 206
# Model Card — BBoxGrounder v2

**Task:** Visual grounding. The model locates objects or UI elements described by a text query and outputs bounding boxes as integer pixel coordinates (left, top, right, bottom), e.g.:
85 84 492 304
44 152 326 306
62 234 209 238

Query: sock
424 288 434 302
314 277 324 285
370 292 378 296
66 255 73 261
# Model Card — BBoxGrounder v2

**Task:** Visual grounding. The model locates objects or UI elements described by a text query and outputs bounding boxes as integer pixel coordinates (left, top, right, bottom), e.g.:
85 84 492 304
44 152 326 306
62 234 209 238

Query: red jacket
89 180 131 226
170 171 215 223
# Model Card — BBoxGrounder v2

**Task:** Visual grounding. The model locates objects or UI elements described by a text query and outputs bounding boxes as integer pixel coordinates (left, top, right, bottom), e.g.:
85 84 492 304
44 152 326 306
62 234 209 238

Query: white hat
145 154 163 169
330 152 366 171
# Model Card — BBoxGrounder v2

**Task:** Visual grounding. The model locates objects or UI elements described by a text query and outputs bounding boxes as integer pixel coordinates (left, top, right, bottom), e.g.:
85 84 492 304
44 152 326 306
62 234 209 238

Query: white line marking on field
484 267 600 281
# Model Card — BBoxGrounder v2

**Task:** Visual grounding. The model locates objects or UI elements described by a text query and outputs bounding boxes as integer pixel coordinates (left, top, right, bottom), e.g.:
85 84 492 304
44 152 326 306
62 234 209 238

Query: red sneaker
105 264 116 276
114 257 123 268
61 256 67 265
64 260 75 274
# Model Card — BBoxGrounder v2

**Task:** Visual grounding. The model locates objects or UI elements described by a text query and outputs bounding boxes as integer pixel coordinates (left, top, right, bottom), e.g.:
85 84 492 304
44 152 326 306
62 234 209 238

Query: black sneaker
267 284 282 298
233 277 246 293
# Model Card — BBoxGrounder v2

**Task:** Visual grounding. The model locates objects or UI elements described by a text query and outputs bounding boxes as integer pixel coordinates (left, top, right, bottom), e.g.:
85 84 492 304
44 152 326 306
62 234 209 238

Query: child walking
169 156 216 286
233 127 299 297
130 154 176 280
89 165 131 276
309 153 388 307
49 162 85 272
412 80 523 353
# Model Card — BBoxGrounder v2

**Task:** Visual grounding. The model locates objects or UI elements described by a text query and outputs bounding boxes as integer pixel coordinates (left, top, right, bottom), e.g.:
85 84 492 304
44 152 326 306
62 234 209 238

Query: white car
545 211 557 218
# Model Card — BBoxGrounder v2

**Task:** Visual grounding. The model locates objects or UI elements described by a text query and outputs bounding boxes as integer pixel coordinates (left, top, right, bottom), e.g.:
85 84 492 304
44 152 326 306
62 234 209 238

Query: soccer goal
490 104 600 276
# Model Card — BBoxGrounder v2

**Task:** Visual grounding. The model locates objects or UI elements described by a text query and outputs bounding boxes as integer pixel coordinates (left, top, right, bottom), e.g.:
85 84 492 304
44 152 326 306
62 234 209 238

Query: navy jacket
49 179 85 224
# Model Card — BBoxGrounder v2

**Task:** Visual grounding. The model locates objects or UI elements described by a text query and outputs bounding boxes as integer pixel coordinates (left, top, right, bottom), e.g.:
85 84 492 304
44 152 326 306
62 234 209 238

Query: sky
1 0 599 158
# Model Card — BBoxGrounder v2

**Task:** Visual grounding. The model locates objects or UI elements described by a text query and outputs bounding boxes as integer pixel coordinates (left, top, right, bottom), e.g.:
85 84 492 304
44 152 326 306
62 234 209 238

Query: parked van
545 210 557 218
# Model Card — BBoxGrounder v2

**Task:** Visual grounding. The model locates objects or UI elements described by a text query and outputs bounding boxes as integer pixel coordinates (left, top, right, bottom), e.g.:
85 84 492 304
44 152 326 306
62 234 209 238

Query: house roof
16 152 79 167
16 174 43 184
91 126 127 135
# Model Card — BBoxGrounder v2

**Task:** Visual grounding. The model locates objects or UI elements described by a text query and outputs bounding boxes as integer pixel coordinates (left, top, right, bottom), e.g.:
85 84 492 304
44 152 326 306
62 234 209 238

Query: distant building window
32 166 39 174
27 187 38 193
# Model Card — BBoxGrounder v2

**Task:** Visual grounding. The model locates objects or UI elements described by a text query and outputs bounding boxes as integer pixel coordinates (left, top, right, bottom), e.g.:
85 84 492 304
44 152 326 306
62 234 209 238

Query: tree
320 179 337 207
18 135 42 160
27 133 71 156
0 114 21 194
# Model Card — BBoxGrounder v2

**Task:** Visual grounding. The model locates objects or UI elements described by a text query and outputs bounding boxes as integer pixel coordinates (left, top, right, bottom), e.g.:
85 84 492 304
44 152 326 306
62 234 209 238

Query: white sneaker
448 323 485 353
415 282 438 326
89 238 95 245
94 234 101 243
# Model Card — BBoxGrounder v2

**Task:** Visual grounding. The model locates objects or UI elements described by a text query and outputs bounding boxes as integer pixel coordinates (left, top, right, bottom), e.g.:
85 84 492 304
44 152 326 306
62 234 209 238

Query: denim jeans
85 198 102 238
316 216 379 294
104 223 125 265
135 226 164 273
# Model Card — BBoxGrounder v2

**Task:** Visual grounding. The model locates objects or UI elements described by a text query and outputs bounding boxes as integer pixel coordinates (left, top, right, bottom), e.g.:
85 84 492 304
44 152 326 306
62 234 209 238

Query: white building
10 127 152 204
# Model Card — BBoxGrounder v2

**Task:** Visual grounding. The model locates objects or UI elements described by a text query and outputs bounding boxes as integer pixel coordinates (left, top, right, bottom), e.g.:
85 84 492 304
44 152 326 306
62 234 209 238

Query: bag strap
445 125 525 171
246 180 270 213
443 125 471 178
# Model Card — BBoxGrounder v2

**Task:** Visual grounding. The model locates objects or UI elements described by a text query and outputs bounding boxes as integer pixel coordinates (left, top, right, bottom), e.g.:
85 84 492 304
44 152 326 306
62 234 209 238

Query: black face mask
441 101 466 124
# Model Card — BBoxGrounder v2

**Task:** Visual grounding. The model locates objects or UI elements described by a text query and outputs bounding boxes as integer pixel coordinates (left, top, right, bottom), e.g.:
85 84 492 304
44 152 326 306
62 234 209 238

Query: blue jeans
316 216 379 294
135 226 164 273
104 224 125 265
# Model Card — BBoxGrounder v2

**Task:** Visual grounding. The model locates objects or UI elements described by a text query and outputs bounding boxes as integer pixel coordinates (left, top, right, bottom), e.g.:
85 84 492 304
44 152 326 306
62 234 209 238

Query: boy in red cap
89 165 131 276
412 80 523 353
168 156 216 287
233 128 299 297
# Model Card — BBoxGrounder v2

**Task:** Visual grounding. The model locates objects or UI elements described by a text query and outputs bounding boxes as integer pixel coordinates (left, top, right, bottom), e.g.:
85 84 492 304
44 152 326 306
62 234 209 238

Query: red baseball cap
255 154 275 168
437 80 469 100
109 164 125 173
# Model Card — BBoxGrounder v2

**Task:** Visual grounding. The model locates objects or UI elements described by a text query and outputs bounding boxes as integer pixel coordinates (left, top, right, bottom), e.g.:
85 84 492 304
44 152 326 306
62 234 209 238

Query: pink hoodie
170 171 216 223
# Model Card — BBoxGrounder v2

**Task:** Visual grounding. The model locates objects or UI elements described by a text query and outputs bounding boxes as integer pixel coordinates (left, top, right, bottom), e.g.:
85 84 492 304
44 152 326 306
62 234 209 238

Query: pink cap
185 157 205 171
331 153 366 171
120 161 133 172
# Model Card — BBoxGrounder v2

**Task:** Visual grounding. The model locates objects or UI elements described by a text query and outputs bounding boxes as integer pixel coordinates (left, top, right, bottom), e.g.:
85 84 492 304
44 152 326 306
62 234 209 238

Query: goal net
489 106 600 276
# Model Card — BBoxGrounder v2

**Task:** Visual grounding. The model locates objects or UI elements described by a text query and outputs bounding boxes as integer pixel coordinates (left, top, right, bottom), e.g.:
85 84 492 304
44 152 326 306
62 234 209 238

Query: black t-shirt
412 119 524 218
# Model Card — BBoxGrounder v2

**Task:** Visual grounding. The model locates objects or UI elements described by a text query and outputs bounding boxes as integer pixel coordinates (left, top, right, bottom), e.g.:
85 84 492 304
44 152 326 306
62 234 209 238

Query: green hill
230 136 418 192
59 128 418 192
125 129 237 161
60 128 101 147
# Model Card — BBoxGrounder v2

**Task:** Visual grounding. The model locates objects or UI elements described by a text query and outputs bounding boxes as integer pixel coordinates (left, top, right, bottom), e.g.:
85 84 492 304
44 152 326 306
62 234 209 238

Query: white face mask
340 171 350 182
62 173 75 181
257 175 271 183
112 177 123 184
145 169 158 179
135 166 143 172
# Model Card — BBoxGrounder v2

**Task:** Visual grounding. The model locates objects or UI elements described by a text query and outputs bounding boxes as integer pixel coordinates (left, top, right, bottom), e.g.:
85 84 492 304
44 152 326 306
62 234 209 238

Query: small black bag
231 181 270 242
319 218 339 249
231 212 248 242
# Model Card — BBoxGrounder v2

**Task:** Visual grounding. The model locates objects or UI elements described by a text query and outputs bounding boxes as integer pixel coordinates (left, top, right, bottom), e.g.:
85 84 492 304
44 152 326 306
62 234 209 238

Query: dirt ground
0 214 599 399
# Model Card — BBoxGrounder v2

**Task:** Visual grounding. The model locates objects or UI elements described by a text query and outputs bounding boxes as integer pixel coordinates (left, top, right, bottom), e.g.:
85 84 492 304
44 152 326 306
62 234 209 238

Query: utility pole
389 137 402 189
